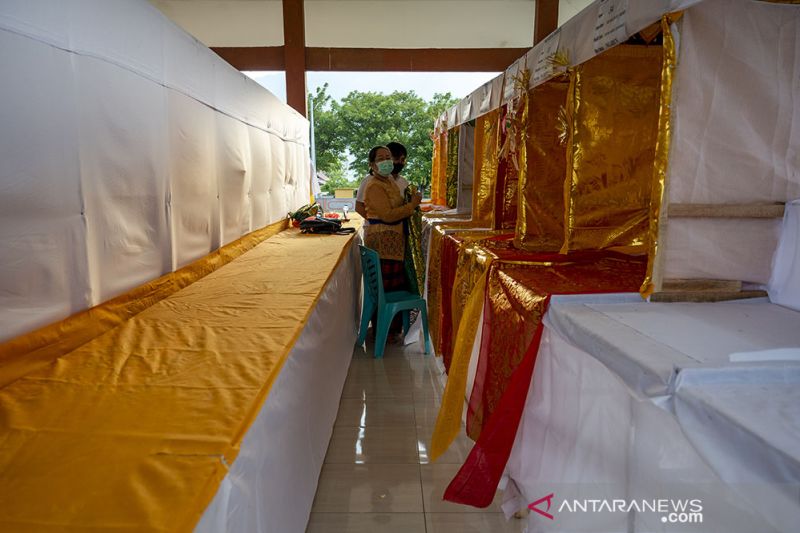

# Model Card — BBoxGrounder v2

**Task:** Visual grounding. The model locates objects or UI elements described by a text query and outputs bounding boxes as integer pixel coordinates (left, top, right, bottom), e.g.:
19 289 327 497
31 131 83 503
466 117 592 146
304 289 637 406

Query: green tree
309 86 458 194
308 84 345 178
319 172 358 195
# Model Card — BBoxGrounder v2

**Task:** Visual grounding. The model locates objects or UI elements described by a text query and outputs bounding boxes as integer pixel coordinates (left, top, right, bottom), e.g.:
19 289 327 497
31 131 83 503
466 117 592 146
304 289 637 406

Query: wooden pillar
282 0 307 117
534 0 559 45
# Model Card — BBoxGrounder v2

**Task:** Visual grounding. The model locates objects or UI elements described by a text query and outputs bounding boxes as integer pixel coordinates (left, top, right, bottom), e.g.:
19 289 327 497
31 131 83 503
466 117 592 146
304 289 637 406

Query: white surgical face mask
376 159 394 176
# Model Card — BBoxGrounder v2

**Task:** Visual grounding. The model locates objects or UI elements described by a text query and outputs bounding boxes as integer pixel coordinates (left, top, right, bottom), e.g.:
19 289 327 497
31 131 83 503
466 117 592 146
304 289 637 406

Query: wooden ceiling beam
534 0 559 45
212 46 285 70
212 46 528 72
282 0 307 116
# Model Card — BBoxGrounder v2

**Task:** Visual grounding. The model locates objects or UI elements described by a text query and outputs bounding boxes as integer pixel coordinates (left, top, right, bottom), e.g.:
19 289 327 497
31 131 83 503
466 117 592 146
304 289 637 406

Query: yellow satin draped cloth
515 80 570 252
561 44 663 254
429 257 492 462
0 218 288 389
472 109 501 227
641 16 677 297
0 221 361 532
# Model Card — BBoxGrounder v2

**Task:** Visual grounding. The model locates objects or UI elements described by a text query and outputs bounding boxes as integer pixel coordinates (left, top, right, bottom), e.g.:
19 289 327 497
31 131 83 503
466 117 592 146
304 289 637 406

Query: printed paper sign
593 0 629 54
532 29 561 85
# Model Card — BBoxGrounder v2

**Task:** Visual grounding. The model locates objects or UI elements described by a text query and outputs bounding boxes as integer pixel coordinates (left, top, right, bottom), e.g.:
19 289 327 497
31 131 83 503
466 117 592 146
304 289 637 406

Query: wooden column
282 0 306 117
533 0 559 45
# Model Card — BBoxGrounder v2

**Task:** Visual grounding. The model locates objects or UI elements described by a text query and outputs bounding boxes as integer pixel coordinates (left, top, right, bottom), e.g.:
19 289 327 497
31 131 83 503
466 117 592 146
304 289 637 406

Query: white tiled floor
307 339 526 532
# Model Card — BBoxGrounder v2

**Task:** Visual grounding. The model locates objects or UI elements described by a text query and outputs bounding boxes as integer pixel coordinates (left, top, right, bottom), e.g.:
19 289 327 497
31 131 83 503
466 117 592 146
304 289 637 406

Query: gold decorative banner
431 132 448 206
496 71 530 231
515 80 570 252
445 126 460 208
641 16 677 297
561 44 663 254
471 109 501 228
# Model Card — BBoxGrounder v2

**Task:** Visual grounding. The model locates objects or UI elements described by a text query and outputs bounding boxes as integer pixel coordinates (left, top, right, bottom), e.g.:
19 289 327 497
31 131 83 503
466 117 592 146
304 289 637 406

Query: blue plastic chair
357 245 431 358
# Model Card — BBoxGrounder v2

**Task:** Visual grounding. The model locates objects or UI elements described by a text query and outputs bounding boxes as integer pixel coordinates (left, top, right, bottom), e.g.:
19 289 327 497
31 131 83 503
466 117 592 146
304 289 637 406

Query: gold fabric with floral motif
472 109 501 228
445 127 460 208
515 80 569 252
562 45 663 254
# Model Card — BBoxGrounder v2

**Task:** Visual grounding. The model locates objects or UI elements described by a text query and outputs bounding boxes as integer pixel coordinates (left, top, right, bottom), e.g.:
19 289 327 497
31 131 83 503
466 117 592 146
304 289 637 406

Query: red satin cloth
445 249 647 507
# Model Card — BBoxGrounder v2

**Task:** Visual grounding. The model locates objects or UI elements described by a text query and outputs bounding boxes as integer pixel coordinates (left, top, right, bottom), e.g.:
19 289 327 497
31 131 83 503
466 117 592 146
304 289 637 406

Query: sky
244 71 501 104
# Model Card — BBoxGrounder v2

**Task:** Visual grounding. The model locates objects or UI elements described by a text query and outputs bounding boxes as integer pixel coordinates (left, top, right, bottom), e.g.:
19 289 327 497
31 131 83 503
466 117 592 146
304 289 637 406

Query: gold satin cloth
0 221 361 531
496 106 522 230
515 80 570 252
472 109 501 228
0 218 289 389
445 127 460 208
561 45 663 254
431 133 448 206
641 16 677 297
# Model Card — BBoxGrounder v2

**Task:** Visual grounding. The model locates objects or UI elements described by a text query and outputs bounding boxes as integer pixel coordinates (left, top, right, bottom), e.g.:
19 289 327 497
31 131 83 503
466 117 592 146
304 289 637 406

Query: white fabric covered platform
502 295 800 533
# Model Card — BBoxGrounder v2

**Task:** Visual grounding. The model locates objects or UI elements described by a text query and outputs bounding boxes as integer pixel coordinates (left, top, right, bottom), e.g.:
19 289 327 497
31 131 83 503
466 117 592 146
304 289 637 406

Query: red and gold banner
447 251 647 507
424 222 491 357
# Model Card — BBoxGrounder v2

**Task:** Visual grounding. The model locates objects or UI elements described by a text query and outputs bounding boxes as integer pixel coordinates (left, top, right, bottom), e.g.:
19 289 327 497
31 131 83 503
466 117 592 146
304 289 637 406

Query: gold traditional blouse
363 175 415 261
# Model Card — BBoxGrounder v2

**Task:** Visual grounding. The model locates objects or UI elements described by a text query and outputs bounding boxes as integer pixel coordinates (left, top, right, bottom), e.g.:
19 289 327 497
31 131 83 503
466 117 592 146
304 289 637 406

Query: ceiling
151 0 593 49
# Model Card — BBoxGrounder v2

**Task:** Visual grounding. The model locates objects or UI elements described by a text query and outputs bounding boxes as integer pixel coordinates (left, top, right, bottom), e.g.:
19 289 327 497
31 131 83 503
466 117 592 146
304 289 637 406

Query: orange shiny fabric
0 221 361 531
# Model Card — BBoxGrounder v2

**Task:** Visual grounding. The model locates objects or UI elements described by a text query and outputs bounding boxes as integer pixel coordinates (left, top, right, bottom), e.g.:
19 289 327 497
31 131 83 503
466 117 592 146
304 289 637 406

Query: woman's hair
368 145 389 163
367 145 389 175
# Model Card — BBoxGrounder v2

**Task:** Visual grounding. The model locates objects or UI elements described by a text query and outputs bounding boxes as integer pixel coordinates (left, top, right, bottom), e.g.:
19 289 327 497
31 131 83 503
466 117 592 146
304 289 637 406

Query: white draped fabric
662 0 800 285
0 0 311 343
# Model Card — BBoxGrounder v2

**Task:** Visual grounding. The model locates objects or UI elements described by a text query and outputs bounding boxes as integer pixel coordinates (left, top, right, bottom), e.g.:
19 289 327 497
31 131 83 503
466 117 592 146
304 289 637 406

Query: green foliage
320 172 359 195
309 84 458 193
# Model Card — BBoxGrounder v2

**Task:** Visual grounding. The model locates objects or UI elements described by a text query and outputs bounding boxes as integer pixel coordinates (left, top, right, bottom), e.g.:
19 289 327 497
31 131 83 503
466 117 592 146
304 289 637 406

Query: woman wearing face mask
355 141 408 219
363 145 422 295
